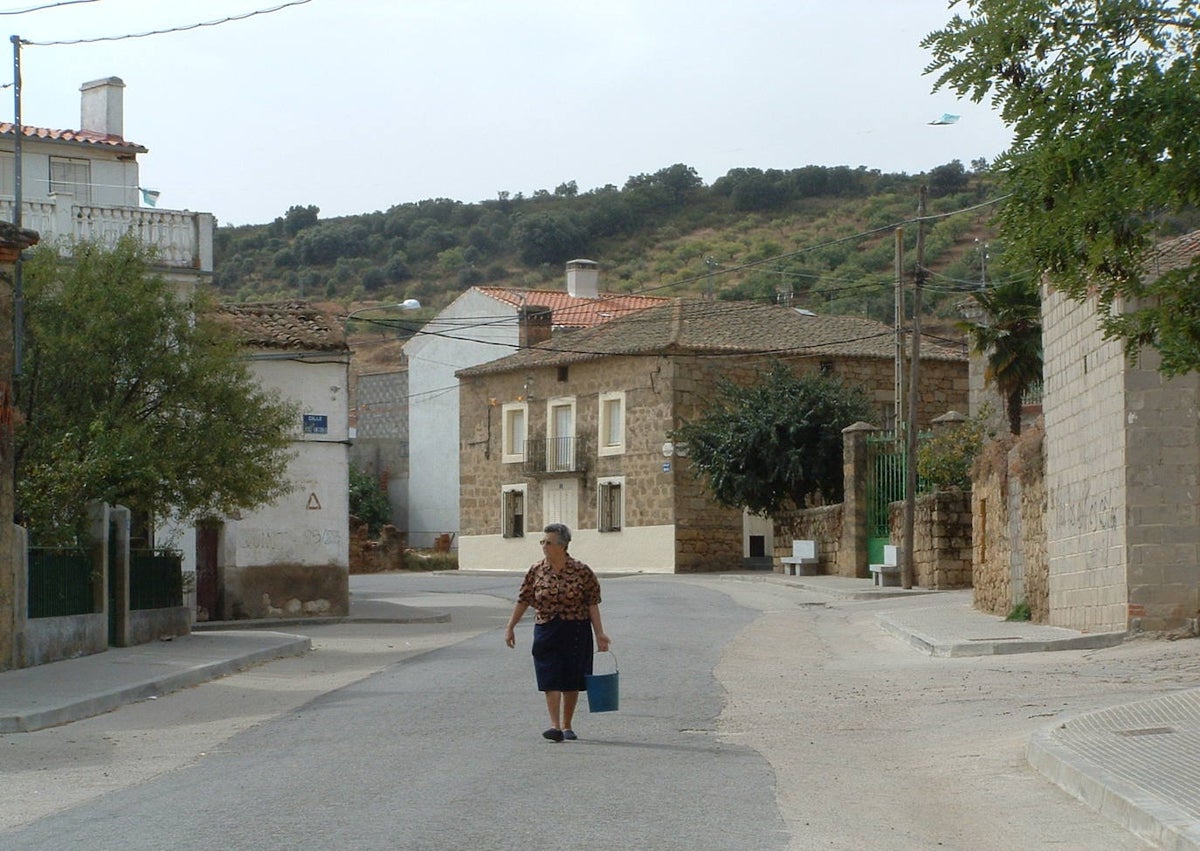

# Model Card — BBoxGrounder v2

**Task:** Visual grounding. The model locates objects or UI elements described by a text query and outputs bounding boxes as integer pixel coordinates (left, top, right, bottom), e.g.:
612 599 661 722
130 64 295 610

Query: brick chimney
80 77 125 138
518 305 552 348
565 259 599 299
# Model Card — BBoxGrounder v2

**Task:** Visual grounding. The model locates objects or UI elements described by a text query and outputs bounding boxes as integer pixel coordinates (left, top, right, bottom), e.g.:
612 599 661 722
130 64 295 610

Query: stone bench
869 545 900 586
781 540 819 576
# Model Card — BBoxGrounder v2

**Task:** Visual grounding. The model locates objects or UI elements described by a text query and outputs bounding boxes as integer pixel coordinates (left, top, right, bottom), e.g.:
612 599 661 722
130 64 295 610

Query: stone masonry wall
887 489 973 589
772 505 843 573
972 429 1049 620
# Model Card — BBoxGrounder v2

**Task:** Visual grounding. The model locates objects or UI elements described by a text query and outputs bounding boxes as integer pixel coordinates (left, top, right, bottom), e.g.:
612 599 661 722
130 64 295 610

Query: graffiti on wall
1052 480 1119 535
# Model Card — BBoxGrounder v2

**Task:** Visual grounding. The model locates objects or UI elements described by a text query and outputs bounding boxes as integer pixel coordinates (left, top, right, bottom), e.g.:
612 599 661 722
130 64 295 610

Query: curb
191 611 451 631
1028 711 1200 850
876 616 1128 657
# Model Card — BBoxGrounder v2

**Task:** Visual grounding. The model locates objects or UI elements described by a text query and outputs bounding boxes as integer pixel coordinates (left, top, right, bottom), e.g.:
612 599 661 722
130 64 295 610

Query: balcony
0 197 214 273
522 435 592 477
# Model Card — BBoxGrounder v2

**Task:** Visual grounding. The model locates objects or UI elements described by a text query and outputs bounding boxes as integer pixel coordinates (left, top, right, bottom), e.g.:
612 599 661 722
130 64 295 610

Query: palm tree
960 278 1043 435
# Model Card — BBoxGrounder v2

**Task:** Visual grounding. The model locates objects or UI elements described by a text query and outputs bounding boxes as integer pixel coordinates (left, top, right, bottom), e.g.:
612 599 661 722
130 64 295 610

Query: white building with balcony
0 76 213 283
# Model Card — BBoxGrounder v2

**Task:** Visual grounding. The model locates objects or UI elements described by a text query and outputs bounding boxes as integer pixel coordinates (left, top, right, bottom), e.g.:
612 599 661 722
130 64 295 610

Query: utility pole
893 226 904 433
901 187 927 590
11 35 22 377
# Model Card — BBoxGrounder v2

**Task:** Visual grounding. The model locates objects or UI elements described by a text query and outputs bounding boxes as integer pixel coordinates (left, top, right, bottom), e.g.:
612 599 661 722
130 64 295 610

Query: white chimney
80 77 125 138
566 259 599 299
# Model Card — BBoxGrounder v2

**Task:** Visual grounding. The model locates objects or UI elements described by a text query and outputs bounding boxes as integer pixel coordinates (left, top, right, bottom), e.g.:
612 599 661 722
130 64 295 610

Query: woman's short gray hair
543 523 572 547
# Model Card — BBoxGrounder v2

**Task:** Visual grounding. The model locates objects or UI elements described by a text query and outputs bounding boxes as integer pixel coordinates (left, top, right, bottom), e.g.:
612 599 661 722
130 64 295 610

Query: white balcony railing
0 197 214 273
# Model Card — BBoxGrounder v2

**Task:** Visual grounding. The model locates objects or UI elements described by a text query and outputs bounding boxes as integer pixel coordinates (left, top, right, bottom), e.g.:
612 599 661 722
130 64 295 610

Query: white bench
781 540 819 576
869 545 900 586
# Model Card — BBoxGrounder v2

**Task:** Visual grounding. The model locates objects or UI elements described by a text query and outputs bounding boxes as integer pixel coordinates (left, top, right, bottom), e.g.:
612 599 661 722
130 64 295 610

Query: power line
0 0 96 15
20 0 313 45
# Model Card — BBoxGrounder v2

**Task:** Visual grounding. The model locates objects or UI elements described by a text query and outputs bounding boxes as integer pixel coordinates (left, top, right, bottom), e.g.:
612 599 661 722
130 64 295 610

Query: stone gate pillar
0 222 39 672
839 421 877 579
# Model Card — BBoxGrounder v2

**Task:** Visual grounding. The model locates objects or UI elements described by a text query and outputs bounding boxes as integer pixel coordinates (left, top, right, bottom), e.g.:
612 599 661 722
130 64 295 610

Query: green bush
917 409 992 490
349 466 391 536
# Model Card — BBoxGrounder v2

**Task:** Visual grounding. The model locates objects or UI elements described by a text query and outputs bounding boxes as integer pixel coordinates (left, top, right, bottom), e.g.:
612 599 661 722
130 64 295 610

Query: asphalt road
5 571 1195 850
1 573 786 851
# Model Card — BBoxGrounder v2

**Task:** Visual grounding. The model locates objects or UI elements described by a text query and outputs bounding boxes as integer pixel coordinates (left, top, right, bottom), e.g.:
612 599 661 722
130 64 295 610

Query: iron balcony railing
522 435 592 476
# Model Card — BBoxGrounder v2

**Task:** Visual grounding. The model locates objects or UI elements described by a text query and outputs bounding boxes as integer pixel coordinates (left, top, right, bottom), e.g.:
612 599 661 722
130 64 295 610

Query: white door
542 479 579 532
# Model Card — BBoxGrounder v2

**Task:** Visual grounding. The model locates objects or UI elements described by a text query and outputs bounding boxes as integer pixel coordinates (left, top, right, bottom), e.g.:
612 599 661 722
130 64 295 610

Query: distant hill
212 160 1009 328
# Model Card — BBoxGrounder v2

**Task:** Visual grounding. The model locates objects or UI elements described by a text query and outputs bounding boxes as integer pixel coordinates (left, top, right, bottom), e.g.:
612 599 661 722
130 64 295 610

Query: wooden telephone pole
901 187 927 590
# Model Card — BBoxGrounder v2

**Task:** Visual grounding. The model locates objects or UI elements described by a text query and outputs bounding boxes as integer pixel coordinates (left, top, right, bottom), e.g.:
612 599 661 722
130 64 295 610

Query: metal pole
901 187 927 590
893 226 904 433
11 35 22 378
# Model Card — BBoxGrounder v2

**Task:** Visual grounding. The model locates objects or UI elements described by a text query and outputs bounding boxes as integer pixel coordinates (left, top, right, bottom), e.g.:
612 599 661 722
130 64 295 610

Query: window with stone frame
598 391 625 456
502 486 525 538
598 478 623 532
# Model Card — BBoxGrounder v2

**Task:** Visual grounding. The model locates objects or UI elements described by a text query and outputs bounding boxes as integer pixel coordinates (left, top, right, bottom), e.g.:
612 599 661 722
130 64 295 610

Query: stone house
1038 231 1200 633
456 299 967 573
163 302 352 621
404 260 666 548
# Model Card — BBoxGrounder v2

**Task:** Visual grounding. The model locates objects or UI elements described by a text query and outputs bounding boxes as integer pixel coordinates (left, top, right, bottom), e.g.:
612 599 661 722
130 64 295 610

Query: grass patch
1005 600 1031 622
403 550 459 571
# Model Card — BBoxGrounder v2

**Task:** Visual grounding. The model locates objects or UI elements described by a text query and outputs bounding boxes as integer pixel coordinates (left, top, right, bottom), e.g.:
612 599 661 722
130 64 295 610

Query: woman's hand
504 626 516 648
596 632 611 652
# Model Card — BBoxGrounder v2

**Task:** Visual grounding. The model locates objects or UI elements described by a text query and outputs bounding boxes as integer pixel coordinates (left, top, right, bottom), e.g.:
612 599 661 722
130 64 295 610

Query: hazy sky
5 0 1012 226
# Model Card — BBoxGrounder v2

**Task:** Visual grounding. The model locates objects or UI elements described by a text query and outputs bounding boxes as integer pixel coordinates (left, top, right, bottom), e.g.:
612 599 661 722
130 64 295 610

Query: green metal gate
865 430 930 565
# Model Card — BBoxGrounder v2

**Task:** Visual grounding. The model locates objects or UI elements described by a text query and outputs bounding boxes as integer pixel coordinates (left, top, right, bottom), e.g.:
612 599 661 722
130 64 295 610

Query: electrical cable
20 0 313 45
0 0 96 15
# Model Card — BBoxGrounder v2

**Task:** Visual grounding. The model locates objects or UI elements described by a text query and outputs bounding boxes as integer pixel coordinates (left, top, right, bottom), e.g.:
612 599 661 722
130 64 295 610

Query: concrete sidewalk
2 574 1197 849
0 597 446 734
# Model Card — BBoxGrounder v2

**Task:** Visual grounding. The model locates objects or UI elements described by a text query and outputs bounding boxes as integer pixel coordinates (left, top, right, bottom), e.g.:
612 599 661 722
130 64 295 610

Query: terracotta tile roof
458 299 964 377
0 122 147 153
215 301 348 352
1147 230 1200 276
474 286 668 328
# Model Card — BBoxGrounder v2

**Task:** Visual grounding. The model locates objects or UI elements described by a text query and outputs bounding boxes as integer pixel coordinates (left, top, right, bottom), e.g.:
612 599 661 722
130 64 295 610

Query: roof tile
458 299 963 377
215 301 347 352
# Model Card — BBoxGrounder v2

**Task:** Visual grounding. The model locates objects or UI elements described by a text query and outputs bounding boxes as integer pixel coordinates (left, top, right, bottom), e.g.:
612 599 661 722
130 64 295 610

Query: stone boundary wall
887 490 973 589
971 427 1048 620
772 505 843 573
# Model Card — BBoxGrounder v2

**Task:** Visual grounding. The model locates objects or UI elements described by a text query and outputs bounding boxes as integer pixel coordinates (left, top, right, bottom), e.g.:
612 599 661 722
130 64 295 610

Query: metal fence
28 547 96 618
130 549 184 610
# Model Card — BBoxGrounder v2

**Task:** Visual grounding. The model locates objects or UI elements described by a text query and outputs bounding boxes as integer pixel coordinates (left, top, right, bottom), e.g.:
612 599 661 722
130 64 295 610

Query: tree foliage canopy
924 0 1200 375
671 363 873 515
17 238 298 544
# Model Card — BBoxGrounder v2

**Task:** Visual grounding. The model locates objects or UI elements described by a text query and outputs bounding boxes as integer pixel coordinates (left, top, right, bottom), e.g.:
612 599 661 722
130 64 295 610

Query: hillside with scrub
212 160 1042 327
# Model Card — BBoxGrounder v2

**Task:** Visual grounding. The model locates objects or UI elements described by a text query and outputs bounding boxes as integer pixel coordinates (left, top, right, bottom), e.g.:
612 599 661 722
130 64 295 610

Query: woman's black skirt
531 618 593 692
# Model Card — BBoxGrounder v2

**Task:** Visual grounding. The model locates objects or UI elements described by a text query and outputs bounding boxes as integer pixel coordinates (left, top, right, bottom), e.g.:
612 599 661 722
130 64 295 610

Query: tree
960 278 1043 435
512 212 588 266
924 0 1200 375
671 363 873 515
17 238 297 544
349 465 391 536
282 204 319 236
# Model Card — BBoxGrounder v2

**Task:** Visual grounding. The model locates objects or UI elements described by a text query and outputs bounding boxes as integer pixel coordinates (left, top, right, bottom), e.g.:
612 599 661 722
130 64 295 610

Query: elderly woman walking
505 523 611 742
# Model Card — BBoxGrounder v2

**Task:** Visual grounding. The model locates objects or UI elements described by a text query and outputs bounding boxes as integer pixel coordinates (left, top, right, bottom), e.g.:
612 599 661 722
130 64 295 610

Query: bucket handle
593 649 618 674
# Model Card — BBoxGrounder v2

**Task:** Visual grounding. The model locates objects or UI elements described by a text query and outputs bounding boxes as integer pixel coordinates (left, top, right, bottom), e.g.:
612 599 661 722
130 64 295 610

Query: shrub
349 466 390 536
917 409 993 490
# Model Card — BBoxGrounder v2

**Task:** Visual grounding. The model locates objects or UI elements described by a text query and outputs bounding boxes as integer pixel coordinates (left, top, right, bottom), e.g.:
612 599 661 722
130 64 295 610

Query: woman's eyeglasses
539 539 557 546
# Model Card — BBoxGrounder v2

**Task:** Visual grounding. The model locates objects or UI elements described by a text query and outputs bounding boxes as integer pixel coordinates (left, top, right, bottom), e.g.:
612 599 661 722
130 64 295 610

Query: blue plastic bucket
585 651 619 713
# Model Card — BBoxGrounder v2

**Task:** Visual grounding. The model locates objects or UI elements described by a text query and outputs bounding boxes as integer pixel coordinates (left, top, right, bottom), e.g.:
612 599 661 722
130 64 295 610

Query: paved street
3 571 1198 849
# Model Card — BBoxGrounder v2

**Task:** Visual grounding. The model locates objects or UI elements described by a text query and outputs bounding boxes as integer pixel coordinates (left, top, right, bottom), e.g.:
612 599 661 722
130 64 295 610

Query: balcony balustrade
0 197 214 272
